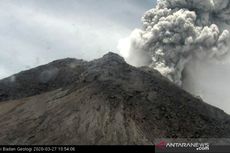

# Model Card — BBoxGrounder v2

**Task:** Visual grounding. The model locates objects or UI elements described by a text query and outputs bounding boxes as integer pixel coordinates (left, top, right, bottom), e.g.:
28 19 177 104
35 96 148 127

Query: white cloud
0 0 155 79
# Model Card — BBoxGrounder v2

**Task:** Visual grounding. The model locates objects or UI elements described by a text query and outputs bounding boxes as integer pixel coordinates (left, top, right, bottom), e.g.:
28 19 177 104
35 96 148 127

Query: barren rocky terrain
0 52 230 145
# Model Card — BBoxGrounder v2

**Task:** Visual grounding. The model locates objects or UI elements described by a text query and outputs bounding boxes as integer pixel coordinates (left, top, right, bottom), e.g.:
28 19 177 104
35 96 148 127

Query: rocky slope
0 52 230 145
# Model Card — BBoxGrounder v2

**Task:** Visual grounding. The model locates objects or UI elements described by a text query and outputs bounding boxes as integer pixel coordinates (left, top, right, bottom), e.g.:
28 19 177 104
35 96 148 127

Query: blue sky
0 0 156 79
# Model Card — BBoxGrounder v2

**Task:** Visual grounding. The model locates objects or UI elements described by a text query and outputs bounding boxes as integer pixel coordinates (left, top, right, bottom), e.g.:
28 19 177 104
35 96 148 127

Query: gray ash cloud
119 0 230 85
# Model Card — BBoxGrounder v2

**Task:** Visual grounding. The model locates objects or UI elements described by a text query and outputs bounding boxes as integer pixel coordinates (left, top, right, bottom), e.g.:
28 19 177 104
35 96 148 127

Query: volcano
0 52 229 145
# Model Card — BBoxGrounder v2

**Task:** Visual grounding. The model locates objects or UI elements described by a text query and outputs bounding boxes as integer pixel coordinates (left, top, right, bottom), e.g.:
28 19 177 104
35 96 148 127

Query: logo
156 141 167 150
155 140 210 151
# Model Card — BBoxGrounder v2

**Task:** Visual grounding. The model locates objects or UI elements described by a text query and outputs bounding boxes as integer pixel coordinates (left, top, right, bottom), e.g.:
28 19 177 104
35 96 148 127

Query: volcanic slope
0 52 229 145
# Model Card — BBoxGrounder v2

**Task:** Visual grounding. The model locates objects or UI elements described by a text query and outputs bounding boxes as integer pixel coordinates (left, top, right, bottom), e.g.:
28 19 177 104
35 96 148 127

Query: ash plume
118 0 230 86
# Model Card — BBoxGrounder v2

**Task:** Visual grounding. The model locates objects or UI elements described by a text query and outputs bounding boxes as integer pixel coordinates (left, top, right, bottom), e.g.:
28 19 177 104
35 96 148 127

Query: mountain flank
0 52 229 145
